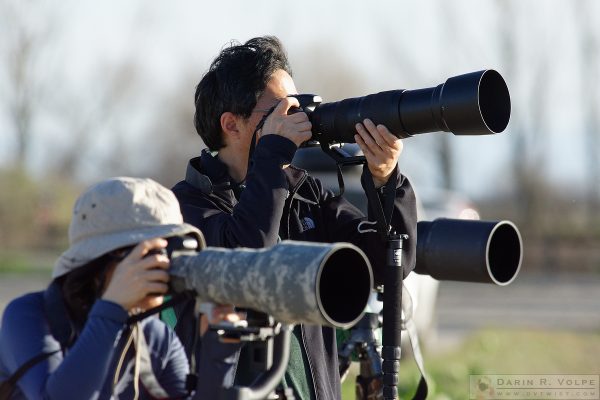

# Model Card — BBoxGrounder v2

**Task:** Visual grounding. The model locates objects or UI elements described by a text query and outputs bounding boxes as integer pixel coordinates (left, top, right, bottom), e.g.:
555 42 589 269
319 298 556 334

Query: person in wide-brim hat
0 177 203 400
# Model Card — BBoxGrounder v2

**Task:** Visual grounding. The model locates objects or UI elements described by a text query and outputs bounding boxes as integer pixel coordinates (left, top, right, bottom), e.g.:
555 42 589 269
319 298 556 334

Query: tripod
338 299 384 400
213 312 295 400
319 144 426 399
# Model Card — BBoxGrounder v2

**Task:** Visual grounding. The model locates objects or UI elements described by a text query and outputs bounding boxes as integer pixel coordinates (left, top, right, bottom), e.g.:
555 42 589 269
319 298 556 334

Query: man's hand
200 304 247 343
260 97 312 147
354 119 403 188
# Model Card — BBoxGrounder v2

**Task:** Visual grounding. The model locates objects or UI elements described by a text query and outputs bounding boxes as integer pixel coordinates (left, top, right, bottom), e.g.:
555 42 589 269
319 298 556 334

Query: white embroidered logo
301 217 316 232
357 220 378 233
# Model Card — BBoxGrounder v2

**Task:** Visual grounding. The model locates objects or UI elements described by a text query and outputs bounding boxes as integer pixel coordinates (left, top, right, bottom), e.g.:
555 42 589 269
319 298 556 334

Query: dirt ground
0 273 51 315
1 271 599 347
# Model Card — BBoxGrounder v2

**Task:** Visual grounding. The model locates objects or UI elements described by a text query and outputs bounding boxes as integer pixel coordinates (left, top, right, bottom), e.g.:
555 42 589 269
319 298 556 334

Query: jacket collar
185 150 243 198
44 281 77 350
185 150 230 188
186 149 309 198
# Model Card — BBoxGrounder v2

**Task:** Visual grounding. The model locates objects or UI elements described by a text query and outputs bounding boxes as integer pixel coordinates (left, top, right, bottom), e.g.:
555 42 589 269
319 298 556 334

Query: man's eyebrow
269 97 285 106
254 98 285 112
272 95 299 104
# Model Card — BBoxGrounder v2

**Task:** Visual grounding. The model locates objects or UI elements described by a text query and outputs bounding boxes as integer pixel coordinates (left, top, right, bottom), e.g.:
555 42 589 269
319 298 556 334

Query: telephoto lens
300 69 510 145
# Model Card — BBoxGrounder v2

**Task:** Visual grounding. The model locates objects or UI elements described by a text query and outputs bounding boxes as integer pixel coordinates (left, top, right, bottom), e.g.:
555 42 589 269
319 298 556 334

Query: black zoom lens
308 69 511 144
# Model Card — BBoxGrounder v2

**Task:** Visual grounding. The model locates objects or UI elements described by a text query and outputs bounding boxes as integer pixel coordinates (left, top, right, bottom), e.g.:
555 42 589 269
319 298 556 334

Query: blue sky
1 0 597 199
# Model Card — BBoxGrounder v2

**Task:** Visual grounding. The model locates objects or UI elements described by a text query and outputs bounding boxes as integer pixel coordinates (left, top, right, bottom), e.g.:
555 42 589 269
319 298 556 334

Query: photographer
0 177 202 399
172 36 417 400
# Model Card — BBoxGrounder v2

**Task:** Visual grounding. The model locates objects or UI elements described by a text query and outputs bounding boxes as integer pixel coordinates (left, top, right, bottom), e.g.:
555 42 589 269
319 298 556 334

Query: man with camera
171 36 417 400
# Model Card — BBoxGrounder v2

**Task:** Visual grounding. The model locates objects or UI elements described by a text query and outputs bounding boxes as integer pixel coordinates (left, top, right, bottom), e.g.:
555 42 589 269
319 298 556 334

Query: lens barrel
414 218 523 285
169 240 373 328
309 69 511 144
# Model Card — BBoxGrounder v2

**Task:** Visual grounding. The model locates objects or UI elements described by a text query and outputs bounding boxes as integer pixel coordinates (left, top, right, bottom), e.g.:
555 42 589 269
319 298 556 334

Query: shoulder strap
402 284 429 400
1 283 69 399
0 350 60 400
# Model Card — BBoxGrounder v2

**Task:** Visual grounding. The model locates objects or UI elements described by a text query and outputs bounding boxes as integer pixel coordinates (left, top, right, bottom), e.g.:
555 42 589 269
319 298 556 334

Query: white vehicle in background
407 186 480 344
292 145 481 345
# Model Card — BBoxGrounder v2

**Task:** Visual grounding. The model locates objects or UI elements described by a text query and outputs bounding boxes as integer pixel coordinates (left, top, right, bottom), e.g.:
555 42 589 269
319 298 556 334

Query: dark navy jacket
0 289 189 399
171 135 417 400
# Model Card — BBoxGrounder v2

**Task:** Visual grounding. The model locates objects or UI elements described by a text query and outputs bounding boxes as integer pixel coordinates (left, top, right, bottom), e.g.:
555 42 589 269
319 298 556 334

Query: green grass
341 329 600 399
0 250 54 275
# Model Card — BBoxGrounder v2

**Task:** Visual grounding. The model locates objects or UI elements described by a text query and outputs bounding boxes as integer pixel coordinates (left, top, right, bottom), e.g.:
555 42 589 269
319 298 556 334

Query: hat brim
53 223 204 279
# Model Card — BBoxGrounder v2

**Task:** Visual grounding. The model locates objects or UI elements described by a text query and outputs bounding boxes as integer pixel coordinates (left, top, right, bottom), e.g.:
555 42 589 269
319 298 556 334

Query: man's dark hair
193 36 293 151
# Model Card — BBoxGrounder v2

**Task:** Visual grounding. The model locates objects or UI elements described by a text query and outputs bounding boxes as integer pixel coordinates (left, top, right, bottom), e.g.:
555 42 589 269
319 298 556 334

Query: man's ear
220 112 242 142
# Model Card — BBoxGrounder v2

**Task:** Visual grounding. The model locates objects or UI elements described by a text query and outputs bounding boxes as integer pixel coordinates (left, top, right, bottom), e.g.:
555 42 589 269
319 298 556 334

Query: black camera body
142 235 200 260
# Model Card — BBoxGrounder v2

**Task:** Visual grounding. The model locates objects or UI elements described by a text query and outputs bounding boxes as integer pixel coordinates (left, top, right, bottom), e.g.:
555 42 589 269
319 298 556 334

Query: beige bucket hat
53 177 204 279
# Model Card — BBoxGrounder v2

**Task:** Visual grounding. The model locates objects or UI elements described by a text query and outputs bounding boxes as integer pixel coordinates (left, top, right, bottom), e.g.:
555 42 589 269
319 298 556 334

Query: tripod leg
382 235 406 400
356 374 383 400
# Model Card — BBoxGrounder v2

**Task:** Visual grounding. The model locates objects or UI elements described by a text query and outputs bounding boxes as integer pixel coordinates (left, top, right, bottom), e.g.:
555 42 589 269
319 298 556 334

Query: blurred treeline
1 0 600 274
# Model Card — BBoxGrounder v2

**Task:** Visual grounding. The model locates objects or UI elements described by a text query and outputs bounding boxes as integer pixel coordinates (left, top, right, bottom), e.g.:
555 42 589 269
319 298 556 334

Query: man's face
239 68 298 147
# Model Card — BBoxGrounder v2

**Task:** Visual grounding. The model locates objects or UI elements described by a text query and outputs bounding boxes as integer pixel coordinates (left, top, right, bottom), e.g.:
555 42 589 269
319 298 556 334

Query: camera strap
247 105 277 175
127 291 195 325
401 286 429 400
126 291 200 395
131 322 170 399
362 168 396 240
